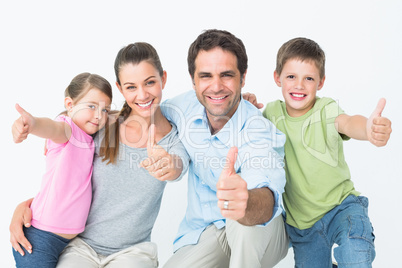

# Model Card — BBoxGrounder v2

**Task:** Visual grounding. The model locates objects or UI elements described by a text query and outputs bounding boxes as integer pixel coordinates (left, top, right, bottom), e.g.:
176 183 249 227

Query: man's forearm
238 187 274 226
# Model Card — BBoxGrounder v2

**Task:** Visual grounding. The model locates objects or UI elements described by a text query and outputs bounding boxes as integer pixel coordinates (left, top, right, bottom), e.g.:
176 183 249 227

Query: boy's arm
335 98 392 147
242 92 264 109
12 104 71 144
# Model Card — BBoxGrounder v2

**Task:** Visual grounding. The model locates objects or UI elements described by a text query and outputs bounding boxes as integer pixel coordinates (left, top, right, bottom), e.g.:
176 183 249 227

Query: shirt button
201 181 205 185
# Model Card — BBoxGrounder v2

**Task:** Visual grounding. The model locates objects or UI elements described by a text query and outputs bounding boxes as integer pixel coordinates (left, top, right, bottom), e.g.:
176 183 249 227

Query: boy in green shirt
262 37 392 267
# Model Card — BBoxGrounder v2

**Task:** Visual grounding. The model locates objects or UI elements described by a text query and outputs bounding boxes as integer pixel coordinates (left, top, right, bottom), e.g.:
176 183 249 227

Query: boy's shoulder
315 97 338 108
264 97 339 112
263 100 286 122
314 97 345 119
263 97 342 124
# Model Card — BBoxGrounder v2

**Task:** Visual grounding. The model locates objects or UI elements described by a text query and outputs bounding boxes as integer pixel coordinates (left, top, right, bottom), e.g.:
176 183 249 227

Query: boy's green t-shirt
263 97 359 230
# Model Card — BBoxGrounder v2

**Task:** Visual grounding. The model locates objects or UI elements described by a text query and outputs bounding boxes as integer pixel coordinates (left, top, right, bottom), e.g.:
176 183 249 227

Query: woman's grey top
79 124 189 256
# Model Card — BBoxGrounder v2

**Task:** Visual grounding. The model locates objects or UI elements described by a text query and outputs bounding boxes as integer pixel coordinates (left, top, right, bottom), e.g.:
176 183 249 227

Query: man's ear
191 75 196 90
273 71 281 87
241 70 247 88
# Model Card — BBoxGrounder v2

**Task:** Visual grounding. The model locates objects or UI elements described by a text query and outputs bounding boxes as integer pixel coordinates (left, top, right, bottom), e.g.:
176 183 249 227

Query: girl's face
116 61 166 119
66 88 112 135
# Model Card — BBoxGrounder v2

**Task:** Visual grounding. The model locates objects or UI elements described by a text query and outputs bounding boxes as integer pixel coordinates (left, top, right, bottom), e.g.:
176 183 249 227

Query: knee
334 238 375 266
334 212 376 265
225 219 256 242
334 215 376 265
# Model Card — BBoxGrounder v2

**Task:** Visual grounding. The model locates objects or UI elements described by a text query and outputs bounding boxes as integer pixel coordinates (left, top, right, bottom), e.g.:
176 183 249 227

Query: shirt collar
216 97 245 141
192 101 208 126
191 96 247 140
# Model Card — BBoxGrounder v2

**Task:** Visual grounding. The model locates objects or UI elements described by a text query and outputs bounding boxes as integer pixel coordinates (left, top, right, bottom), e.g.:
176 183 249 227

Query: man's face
192 47 245 122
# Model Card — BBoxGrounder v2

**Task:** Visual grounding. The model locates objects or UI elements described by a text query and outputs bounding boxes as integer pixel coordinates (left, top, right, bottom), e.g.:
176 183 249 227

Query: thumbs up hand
367 98 392 147
12 104 35 143
216 147 249 221
140 124 183 181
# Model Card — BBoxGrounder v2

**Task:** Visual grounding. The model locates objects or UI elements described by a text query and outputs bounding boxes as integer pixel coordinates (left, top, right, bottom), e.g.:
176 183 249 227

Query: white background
1 1 401 267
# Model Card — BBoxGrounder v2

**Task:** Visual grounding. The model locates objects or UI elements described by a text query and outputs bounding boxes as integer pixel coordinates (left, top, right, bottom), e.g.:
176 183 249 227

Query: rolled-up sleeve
238 114 286 224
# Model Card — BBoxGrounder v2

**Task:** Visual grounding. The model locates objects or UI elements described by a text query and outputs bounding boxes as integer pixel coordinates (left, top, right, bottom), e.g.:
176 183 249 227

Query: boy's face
274 58 325 117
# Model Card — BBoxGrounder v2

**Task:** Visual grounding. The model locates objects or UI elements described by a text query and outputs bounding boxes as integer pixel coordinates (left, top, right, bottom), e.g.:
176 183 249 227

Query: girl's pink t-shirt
30 115 94 234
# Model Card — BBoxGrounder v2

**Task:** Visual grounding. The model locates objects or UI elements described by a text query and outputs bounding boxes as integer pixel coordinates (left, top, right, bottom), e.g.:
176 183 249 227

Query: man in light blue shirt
163 29 289 268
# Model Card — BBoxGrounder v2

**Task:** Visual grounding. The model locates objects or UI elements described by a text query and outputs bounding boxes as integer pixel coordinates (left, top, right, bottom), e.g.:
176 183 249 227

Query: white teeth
210 96 225 100
138 100 152 107
292 93 305 98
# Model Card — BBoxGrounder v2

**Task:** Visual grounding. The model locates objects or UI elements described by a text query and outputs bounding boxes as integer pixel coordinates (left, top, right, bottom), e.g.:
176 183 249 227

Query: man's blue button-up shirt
162 90 286 252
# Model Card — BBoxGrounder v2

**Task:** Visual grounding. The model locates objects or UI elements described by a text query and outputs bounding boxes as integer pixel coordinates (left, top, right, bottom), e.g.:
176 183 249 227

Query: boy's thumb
371 98 386 118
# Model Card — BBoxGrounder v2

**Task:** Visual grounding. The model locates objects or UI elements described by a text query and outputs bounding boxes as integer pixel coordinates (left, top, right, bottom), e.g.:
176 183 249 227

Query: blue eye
102 109 110 113
287 75 295 79
306 77 314 81
88 105 96 110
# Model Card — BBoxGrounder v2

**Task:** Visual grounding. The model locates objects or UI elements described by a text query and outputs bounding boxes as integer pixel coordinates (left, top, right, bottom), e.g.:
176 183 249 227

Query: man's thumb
223 146 238 176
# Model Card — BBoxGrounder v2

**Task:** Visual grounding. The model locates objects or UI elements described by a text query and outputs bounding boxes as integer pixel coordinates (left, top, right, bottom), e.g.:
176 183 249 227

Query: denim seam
353 195 368 208
319 220 331 248
347 215 375 246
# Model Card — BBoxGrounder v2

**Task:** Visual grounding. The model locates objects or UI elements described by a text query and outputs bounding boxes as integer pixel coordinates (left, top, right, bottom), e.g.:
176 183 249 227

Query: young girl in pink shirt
11 72 113 268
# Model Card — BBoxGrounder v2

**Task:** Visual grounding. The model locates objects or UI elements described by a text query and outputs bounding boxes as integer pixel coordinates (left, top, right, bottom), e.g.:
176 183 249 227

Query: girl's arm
12 104 71 144
335 98 392 147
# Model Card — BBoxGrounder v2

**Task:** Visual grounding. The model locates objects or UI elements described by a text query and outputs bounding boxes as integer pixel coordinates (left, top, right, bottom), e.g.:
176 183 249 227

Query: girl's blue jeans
286 195 376 268
12 226 71 268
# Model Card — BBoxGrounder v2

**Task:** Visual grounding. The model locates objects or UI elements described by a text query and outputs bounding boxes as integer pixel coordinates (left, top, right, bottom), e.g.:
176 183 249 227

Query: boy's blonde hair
276 37 326 79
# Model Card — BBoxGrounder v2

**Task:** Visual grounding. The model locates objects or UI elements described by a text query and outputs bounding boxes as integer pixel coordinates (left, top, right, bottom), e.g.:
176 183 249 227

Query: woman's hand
140 124 183 181
10 198 33 256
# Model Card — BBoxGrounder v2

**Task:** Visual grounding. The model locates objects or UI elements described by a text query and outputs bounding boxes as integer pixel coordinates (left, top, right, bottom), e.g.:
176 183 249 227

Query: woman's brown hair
100 42 163 164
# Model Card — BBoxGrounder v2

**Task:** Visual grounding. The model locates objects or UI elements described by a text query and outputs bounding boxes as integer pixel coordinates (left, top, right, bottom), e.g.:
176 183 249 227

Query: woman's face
116 61 167 119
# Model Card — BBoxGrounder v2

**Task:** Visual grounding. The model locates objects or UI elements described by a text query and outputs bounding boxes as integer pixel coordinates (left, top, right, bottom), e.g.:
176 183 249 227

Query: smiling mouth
208 96 227 101
290 93 306 98
137 100 153 108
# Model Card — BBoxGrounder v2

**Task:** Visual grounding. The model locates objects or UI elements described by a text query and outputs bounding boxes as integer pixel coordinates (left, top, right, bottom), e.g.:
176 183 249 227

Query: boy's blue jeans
286 195 376 268
12 226 71 268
